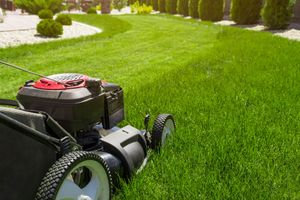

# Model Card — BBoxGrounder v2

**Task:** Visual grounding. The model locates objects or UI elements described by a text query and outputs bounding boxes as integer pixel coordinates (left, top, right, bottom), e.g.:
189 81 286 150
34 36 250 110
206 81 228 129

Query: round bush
262 0 294 29
231 0 263 25
189 0 199 18
55 14 72 25
177 0 189 16
166 0 177 14
87 7 97 14
198 0 224 22
37 19 63 37
158 0 166 12
38 9 53 19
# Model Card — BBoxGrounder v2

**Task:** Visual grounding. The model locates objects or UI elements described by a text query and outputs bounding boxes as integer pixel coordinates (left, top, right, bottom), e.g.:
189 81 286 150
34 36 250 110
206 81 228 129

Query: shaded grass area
1 14 300 199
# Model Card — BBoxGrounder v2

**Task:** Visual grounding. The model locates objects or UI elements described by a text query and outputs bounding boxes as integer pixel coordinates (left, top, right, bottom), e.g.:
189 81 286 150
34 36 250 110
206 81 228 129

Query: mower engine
17 73 124 134
0 73 175 200
17 73 146 176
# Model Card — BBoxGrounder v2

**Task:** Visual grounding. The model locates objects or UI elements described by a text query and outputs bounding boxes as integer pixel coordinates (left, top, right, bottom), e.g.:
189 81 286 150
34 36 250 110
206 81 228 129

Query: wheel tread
35 151 112 200
151 114 175 150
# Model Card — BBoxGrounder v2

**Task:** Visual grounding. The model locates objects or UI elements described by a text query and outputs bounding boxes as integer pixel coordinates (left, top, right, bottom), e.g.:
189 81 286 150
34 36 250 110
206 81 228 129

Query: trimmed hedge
231 0 263 24
166 0 177 14
189 0 199 18
14 0 64 14
177 0 189 16
158 0 166 12
151 0 159 10
37 19 63 37
262 0 294 29
38 9 53 19
55 14 72 25
198 0 224 21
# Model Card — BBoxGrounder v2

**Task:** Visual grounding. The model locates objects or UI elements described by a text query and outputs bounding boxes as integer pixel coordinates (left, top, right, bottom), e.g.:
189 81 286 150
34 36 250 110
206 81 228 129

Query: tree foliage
112 0 128 11
177 0 189 16
262 0 294 29
158 0 166 12
189 0 199 18
166 0 177 14
198 0 224 21
231 0 263 24
151 0 159 10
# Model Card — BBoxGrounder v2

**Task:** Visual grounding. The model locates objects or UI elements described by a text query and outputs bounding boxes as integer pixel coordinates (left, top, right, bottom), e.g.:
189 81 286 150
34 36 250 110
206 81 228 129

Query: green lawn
1 14 300 199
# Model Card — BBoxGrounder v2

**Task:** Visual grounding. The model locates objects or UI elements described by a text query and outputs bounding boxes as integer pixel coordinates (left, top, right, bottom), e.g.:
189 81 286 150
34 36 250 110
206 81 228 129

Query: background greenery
199 0 224 21
0 14 300 199
166 0 177 14
14 0 64 14
177 0 189 16
158 0 166 12
231 0 263 25
262 0 294 29
189 0 199 18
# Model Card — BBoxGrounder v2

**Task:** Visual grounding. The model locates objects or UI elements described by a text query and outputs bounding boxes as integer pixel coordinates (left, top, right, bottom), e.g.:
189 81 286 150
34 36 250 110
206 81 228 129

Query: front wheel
151 114 176 151
35 151 112 200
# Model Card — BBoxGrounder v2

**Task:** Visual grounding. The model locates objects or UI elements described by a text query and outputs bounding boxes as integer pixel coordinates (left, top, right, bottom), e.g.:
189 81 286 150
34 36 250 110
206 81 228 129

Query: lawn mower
0 61 176 200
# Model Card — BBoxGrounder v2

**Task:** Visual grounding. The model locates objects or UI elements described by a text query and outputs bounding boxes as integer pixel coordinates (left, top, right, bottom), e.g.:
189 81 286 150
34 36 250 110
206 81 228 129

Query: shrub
231 0 263 24
55 14 72 25
177 0 189 16
158 0 166 12
151 0 159 10
189 0 199 18
14 0 64 14
262 0 294 29
130 1 140 12
137 3 153 13
198 0 224 21
166 0 177 14
87 7 97 14
112 0 128 11
96 4 101 11
128 0 136 4
131 2 153 14
38 9 53 19
37 19 63 37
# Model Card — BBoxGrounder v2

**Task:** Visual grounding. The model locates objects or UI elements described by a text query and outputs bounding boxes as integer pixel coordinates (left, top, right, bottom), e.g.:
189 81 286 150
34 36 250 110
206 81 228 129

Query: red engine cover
33 74 91 90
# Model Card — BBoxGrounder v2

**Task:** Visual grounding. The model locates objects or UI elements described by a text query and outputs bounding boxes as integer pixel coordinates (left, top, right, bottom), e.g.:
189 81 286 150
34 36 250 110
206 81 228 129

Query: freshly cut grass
0 14 300 199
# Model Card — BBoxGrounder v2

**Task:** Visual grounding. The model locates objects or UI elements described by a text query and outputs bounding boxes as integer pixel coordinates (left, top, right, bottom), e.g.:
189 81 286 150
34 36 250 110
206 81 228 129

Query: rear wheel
35 151 112 200
151 114 176 150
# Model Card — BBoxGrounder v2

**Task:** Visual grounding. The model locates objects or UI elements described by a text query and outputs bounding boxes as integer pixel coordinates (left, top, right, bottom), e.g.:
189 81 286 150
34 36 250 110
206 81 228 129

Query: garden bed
0 12 101 48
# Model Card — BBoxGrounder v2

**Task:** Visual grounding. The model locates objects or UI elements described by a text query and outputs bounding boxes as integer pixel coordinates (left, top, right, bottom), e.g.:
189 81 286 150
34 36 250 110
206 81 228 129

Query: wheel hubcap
161 119 175 146
56 160 110 200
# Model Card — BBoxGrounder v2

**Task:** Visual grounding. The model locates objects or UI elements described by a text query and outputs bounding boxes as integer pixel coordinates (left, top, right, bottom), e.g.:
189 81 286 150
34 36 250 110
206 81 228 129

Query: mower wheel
35 151 112 200
151 114 176 150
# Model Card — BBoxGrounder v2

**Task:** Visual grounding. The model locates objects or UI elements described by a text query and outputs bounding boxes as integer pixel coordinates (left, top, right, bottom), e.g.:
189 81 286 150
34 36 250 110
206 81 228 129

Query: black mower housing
0 74 148 200
17 76 124 133
0 107 147 200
